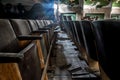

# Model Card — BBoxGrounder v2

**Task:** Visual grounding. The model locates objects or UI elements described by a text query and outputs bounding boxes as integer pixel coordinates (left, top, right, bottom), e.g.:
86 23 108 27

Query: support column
76 0 84 20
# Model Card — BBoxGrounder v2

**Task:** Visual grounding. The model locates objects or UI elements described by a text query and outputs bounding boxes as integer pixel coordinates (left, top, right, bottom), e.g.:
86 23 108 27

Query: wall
83 7 111 19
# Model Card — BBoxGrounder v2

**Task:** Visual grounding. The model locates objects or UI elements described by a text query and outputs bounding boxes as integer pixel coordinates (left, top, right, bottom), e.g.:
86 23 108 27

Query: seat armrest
39 27 50 30
17 35 42 40
32 30 48 34
0 52 24 63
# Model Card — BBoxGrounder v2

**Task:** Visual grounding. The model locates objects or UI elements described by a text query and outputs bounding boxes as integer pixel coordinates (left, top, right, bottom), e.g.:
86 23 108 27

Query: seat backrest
36 20 45 28
0 19 20 52
74 21 85 47
10 19 34 48
0 19 22 79
92 20 120 79
81 20 98 61
68 21 78 42
28 19 48 61
28 19 39 31
62 21 85 48
10 19 32 36
62 21 75 38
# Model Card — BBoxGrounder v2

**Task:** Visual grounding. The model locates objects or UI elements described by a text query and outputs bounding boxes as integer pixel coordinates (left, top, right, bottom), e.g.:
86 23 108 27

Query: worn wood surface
0 63 22 80
36 40 48 80
18 42 42 80
36 40 45 69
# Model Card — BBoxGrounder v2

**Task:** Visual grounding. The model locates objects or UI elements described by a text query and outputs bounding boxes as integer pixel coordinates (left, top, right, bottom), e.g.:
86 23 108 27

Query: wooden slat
41 35 56 80
36 40 45 68
36 40 48 80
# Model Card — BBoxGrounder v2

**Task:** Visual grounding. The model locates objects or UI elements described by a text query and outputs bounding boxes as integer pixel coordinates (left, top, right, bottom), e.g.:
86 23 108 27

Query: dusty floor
48 31 100 80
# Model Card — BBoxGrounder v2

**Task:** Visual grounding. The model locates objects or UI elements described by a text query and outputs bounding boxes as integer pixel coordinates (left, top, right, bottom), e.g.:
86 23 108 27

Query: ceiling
1 0 41 5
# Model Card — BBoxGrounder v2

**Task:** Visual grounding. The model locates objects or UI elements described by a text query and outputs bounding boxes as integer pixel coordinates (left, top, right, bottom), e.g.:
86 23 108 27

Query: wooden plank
0 63 22 80
41 35 55 80
36 40 48 80
18 42 42 80
36 40 45 69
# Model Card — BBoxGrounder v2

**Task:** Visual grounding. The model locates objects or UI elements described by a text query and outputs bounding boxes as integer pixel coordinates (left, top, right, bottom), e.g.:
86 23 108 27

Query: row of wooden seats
0 19 56 80
62 21 98 61
61 19 120 80
92 20 120 80
61 20 100 79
